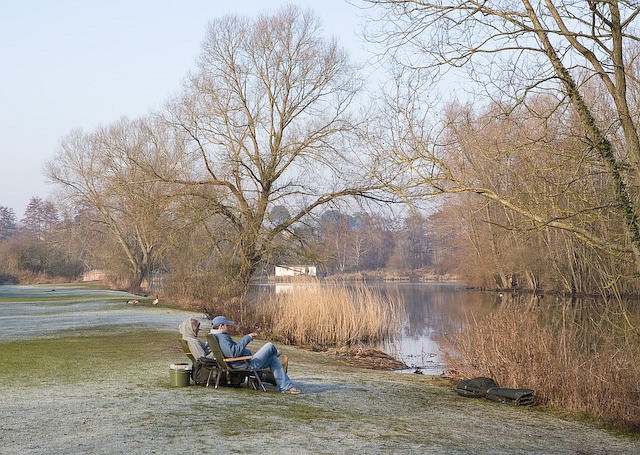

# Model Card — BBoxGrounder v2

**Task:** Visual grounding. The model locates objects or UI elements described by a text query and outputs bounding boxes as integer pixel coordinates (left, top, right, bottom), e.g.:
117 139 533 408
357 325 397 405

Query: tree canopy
361 0 640 284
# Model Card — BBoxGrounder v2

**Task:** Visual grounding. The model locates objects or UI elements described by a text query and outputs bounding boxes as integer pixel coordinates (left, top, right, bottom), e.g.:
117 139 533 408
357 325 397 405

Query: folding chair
180 338 218 387
206 334 267 391
179 339 196 363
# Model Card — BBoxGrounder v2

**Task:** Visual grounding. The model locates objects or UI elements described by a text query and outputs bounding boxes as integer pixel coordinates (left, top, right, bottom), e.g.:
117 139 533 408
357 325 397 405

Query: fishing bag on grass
192 357 220 386
485 387 535 406
454 377 498 398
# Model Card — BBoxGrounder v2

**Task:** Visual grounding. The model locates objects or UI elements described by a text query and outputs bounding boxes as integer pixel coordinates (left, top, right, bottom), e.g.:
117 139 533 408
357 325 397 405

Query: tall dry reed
441 297 640 430
255 282 404 347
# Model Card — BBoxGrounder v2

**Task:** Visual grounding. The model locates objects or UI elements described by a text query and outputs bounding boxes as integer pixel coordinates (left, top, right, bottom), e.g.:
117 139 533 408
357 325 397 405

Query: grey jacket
178 318 213 360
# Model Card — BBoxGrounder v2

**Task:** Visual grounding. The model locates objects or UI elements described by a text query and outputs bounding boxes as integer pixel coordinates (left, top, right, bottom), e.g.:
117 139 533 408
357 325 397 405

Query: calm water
373 283 640 375
370 282 498 374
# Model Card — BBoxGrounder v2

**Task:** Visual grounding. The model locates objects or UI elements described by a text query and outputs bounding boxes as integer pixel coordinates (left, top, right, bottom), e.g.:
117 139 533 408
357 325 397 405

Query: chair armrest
225 355 253 362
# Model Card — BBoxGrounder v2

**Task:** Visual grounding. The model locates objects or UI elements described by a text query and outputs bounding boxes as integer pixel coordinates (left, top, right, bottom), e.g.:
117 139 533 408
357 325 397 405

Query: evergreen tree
0 206 18 241
20 197 59 241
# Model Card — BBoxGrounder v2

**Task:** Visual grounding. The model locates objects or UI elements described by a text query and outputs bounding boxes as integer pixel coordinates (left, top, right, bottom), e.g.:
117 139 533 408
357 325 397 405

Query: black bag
454 377 499 398
455 377 536 406
485 387 536 406
192 357 219 386
228 373 245 388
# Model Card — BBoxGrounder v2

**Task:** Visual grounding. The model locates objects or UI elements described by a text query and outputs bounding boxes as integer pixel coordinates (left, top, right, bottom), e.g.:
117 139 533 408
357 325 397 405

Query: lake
372 282 640 376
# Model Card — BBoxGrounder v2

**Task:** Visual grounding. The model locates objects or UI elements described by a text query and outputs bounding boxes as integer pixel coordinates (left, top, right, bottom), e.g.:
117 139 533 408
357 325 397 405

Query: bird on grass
152 297 159 305
127 299 139 305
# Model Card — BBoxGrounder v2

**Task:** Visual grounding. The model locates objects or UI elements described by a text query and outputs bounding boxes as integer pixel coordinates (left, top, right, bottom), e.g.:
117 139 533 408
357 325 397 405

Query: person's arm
187 339 211 359
216 333 252 357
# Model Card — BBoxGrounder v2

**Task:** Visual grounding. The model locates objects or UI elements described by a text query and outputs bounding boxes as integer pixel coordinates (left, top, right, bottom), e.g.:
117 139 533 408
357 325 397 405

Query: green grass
2 324 639 453
0 329 182 387
0 327 337 389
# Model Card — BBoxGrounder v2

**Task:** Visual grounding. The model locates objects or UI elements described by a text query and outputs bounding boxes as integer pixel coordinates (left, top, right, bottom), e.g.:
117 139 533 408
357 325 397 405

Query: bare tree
132 6 393 291
424 97 634 292
361 1 640 273
387 212 431 271
46 118 178 293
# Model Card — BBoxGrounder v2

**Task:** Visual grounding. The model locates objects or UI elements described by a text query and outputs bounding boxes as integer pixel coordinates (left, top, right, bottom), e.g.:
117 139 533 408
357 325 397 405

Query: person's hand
249 332 258 339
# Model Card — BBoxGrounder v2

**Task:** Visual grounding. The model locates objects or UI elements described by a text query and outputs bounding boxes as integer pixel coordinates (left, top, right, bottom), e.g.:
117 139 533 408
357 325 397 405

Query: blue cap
211 316 234 327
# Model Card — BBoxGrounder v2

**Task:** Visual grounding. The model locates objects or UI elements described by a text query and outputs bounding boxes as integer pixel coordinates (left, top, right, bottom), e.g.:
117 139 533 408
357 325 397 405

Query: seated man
210 315 300 394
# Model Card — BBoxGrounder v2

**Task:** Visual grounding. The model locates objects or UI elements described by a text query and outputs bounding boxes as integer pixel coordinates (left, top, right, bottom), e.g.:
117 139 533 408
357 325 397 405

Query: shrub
255 282 404 347
441 296 640 430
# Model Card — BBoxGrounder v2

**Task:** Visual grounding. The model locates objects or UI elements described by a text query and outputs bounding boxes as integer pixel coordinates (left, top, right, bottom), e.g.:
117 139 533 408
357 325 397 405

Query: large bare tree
130 6 392 291
361 1 640 273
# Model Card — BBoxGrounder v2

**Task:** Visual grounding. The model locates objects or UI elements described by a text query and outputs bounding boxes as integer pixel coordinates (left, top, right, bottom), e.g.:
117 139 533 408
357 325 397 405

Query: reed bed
255 282 404 347
441 298 640 430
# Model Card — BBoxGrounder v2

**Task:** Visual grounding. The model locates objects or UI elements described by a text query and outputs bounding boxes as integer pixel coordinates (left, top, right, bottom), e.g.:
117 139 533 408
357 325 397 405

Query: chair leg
205 367 216 387
251 369 266 391
215 369 225 389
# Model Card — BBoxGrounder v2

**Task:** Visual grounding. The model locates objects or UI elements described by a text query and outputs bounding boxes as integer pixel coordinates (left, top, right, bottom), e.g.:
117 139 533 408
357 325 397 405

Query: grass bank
1 327 639 454
1 284 639 453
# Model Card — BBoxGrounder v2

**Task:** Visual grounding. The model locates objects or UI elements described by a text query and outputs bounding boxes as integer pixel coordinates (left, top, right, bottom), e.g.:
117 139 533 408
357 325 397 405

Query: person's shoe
282 387 301 394
276 349 282 357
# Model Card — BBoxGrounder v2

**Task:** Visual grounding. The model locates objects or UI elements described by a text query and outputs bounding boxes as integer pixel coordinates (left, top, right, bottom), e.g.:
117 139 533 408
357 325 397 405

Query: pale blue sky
0 0 372 218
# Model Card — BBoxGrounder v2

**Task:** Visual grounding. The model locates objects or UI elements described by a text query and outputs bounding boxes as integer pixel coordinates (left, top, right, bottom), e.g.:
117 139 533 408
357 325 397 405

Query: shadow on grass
292 378 368 394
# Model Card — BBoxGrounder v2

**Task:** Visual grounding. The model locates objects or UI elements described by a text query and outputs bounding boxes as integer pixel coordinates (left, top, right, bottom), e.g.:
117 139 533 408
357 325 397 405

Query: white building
274 265 317 277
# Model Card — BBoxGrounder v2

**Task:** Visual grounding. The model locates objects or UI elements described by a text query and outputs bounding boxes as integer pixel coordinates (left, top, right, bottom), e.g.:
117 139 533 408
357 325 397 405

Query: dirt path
1 284 638 454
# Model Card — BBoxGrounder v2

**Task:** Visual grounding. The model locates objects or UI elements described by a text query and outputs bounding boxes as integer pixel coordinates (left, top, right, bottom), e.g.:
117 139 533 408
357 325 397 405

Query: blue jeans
250 342 293 392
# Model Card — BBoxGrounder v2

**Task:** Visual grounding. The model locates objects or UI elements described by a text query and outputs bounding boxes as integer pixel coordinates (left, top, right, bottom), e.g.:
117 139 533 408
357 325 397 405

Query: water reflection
379 284 640 375
370 283 498 374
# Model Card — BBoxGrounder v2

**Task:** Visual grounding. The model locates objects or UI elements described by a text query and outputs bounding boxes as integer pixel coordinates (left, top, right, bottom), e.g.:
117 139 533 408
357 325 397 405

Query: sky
0 0 373 219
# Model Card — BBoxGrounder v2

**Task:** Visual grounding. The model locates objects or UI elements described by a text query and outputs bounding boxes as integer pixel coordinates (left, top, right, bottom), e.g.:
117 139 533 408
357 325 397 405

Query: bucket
169 363 191 387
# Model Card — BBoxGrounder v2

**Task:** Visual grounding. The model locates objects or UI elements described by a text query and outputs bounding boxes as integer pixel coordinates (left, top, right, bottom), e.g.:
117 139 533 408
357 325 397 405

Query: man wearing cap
210 315 300 394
